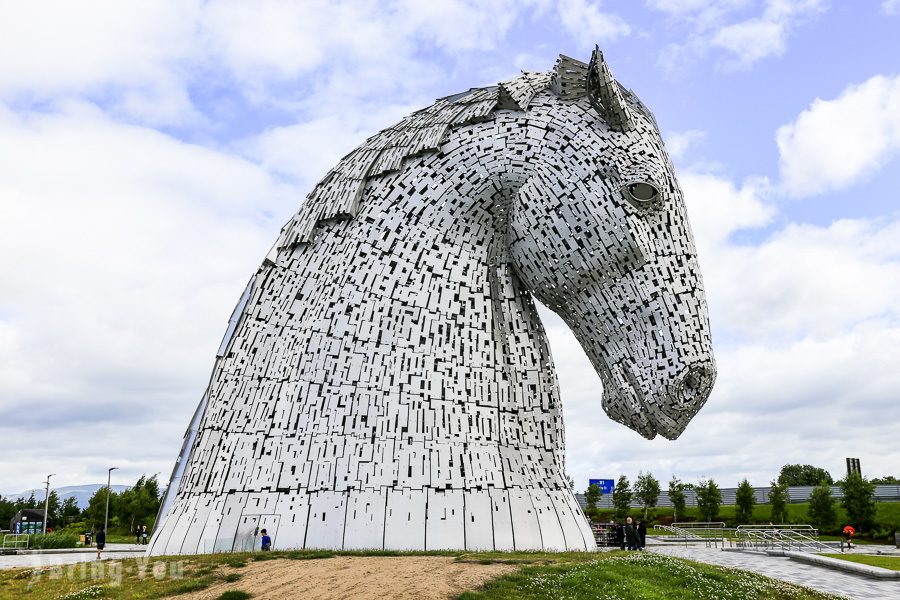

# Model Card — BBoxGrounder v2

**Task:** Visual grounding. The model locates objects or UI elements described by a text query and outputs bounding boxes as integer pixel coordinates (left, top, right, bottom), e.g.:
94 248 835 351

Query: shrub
29 533 79 549
218 591 251 600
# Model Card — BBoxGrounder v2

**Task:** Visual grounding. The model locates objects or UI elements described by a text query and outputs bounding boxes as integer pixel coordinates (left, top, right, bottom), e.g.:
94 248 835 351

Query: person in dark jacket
95 528 106 560
615 522 625 549
624 517 640 550
637 520 647 550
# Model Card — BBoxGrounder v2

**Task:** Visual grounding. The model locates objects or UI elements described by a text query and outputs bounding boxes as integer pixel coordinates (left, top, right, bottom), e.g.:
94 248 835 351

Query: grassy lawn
459 552 844 600
822 554 900 571
0 549 845 600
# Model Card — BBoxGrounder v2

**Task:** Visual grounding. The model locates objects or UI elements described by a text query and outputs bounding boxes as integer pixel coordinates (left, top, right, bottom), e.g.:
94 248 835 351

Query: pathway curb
782 551 900 580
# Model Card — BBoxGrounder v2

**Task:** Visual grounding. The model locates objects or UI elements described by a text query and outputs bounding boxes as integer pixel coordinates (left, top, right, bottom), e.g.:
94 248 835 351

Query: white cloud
0 102 298 490
710 18 786 66
557 0 631 47
0 1 202 123
651 0 827 73
665 129 707 160
0 0 536 125
711 0 827 70
883 0 900 15
680 171 775 255
777 74 900 197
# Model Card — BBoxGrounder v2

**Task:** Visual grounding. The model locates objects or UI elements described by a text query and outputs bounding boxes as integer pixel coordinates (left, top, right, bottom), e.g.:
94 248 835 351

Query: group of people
135 525 149 545
601 517 647 550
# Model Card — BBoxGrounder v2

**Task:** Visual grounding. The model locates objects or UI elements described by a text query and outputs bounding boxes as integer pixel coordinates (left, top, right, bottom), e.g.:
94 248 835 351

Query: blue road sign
588 479 614 494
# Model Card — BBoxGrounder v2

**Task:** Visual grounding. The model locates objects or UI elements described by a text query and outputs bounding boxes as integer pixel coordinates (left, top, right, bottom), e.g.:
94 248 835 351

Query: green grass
0 549 847 600
822 554 900 571
458 552 845 600
217 591 251 600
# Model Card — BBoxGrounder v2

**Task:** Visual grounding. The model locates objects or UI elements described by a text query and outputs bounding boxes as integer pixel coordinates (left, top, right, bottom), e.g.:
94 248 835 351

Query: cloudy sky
1 0 899 497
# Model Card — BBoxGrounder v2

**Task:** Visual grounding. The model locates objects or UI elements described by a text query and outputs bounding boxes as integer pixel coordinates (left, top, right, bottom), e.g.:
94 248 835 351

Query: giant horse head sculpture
510 48 715 440
148 48 715 556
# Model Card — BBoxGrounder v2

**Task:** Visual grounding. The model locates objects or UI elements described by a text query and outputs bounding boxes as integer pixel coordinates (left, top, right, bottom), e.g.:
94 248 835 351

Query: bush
29 532 79 549
217 591 251 600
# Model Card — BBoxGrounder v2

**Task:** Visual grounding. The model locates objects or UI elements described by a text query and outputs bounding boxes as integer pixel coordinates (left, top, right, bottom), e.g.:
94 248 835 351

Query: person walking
615 521 625 550
625 517 640 551
260 528 272 551
637 520 647 550
95 528 106 560
842 525 855 550
142 525 148 545
135 526 142 545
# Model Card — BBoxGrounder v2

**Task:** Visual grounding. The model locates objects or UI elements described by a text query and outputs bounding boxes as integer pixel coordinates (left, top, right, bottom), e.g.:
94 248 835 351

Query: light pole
104 467 118 535
42 474 55 534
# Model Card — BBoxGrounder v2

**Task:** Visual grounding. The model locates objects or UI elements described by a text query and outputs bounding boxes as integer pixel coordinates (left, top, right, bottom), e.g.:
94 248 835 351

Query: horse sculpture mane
269 54 655 254
148 48 715 556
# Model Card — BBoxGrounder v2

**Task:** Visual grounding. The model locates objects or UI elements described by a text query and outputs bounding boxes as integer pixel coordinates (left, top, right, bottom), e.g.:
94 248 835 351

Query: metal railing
2 534 29 549
654 523 732 547
734 525 827 553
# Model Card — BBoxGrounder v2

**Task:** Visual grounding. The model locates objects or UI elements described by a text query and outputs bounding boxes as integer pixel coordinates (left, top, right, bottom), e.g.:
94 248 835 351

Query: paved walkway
650 545 900 600
0 544 145 570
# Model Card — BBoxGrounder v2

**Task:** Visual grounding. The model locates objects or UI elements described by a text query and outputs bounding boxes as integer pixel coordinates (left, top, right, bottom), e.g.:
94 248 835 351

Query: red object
842 525 855 537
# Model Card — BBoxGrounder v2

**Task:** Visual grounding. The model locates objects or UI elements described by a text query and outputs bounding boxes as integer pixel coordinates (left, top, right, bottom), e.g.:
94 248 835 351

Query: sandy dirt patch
185 556 518 600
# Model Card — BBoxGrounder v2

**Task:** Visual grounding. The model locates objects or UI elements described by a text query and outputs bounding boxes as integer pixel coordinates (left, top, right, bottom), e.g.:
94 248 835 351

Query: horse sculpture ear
586 45 634 133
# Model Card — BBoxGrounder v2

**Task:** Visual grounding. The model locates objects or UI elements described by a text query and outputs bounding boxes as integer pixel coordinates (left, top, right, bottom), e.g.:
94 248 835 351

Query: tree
118 475 162 532
696 479 721 522
839 473 877 532
0 497 16 527
871 475 899 485
735 479 756 524
768 480 789 524
668 476 686 522
583 483 601 522
634 471 661 520
46 490 62 522
60 497 81 527
807 482 836 530
777 464 833 487
565 474 575 491
612 475 632 519
83 486 120 530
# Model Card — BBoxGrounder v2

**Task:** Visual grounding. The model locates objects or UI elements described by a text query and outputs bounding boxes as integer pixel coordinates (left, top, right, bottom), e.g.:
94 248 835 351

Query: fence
575 484 900 510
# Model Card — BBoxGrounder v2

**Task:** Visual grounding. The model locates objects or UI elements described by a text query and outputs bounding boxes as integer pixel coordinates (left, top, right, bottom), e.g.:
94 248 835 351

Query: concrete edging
782 551 900 580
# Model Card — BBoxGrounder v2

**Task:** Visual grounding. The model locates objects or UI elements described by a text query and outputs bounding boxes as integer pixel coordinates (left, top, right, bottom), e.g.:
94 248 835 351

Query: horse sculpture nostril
675 363 715 409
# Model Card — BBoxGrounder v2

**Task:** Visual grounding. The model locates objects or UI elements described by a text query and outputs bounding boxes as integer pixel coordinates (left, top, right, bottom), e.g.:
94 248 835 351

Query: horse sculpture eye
626 182 658 204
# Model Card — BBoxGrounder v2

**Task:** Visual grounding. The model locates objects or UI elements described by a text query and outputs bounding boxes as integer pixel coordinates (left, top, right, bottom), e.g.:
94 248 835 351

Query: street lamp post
42 474 55 534
104 467 118 535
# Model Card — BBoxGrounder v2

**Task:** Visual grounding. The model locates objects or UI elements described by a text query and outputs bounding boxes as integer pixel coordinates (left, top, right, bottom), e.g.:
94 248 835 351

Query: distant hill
4 484 131 510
